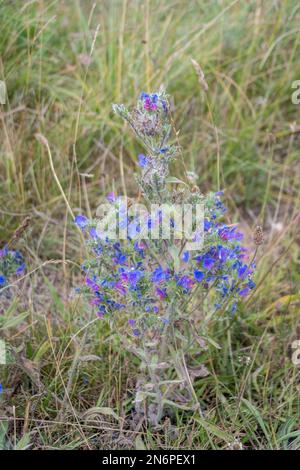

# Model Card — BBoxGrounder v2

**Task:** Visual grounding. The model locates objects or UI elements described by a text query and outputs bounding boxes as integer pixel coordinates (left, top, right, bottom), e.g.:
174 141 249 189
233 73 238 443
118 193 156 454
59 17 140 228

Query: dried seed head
10 216 31 244
253 225 264 245
190 58 208 92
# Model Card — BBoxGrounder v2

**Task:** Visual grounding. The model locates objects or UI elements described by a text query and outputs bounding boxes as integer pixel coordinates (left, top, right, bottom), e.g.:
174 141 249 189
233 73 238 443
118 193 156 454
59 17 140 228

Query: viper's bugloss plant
0 245 26 294
75 90 257 425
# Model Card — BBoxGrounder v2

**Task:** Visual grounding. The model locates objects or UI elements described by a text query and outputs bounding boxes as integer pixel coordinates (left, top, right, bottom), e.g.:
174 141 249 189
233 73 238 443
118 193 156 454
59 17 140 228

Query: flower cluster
75 90 257 424
75 191 255 337
0 245 26 293
76 90 256 337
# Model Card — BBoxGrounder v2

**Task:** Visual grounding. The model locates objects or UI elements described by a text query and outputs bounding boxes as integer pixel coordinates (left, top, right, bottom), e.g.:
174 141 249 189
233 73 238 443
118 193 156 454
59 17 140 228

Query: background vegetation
0 0 300 449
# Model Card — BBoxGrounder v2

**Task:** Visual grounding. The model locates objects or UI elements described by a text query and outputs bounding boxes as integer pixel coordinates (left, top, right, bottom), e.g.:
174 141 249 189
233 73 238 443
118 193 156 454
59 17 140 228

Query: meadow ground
0 0 300 450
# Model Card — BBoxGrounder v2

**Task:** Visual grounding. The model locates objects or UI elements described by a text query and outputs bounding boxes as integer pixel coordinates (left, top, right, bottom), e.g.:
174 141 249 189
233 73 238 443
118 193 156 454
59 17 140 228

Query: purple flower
202 256 215 270
182 251 190 263
219 226 243 241
128 319 136 326
161 100 168 112
106 192 116 203
141 92 159 111
89 227 99 238
113 252 127 265
115 281 127 295
121 269 143 286
133 328 140 337
156 287 167 299
0 246 8 258
239 287 250 297
138 154 148 168
15 263 25 275
90 298 101 306
143 97 152 110
177 276 194 290
86 278 100 292
151 267 169 283
237 264 248 279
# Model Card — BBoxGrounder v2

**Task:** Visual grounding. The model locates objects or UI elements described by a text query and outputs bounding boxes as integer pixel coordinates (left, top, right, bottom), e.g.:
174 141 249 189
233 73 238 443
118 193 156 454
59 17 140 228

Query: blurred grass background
0 0 300 450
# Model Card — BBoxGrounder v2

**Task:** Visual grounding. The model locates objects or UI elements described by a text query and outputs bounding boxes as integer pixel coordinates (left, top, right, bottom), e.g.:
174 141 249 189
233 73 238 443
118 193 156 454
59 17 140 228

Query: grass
0 0 300 450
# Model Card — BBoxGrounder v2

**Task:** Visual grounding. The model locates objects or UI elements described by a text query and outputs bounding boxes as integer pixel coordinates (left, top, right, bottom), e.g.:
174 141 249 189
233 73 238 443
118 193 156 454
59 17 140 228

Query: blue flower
89 227 98 238
217 246 229 263
138 154 148 168
248 279 256 289
156 287 167 299
75 214 88 229
127 269 144 286
140 91 149 100
219 226 243 241
15 264 25 275
202 256 215 270
133 328 140 337
0 275 6 286
113 252 127 265
231 302 237 313
194 270 204 282
182 251 190 263
204 219 212 232
237 264 248 279
239 286 250 297
177 276 194 290
151 267 169 283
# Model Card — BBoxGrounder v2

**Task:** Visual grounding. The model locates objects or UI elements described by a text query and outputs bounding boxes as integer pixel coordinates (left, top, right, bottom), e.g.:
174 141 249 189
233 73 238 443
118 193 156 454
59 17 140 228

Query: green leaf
81 406 120 422
0 421 8 450
241 399 271 444
135 435 146 450
0 311 29 330
168 245 180 273
166 176 188 186
15 432 32 450
193 416 234 442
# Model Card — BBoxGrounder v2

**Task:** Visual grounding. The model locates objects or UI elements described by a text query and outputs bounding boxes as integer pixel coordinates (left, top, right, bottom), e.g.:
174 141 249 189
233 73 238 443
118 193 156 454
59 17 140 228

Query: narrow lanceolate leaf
81 407 121 422
165 176 188 186
193 416 234 443
0 311 29 330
